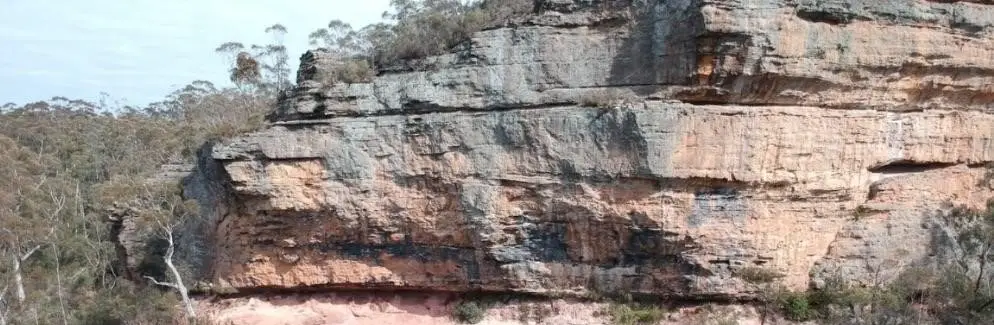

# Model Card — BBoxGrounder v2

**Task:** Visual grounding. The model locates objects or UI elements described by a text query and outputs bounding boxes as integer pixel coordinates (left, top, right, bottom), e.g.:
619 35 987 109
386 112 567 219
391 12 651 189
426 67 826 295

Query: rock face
194 0 994 300
197 291 770 325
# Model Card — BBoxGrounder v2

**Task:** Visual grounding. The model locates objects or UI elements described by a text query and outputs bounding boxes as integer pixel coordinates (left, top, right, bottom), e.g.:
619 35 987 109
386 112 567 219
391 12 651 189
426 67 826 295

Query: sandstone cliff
189 0 994 306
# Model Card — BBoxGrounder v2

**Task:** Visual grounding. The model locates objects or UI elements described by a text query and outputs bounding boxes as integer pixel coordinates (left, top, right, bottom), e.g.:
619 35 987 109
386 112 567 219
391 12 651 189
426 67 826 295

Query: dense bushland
0 31 281 323
0 83 275 324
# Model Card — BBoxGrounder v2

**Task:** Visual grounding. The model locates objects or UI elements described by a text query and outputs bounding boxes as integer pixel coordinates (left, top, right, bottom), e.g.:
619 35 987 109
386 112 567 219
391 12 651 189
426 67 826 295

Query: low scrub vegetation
688 304 740 325
734 266 784 284
604 302 665 325
516 302 556 323
452 300 488 324
308 0 534 83
754 202 994 324
329 59 376 84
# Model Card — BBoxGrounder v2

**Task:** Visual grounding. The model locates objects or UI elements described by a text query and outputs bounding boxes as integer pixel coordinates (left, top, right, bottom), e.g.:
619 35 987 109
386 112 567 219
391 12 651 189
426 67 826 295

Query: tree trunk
12 256 24 304
11 245 41 304
166 254 196 318
163 227 195 318
977 243 991 294
52 244 68 325
0 286 7 325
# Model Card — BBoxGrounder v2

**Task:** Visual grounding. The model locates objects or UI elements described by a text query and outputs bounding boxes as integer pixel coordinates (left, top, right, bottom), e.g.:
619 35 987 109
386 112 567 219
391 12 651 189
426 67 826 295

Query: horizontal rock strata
190 0 994 299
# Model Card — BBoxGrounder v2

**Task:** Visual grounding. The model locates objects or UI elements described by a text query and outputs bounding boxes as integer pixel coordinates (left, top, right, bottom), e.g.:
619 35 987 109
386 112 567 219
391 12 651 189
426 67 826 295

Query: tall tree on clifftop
261 24 292 94
217 24 292 94
215 42 261 90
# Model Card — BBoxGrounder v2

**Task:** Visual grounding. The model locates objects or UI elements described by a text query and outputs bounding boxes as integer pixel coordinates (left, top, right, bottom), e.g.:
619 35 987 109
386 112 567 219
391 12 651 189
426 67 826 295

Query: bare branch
19 245 41 261
143 276 179 290
69 268 87 282
47 188 65 220
214 42 245 54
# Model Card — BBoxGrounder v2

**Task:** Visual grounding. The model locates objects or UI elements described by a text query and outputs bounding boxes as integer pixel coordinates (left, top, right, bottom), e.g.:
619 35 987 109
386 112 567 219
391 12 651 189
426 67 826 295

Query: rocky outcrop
194 0 994 301
109 151 230 284
278 0 994 120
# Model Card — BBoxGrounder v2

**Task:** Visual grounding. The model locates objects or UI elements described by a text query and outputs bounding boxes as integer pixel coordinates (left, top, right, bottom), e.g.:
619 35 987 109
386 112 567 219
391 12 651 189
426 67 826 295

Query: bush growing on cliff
734 266 784 284
375 0 532 63
751 203 994 324
452 300 488 324
777 290 816 321
307 0 534 81
688 304 739 325
329 59 376 84
605 302 664 325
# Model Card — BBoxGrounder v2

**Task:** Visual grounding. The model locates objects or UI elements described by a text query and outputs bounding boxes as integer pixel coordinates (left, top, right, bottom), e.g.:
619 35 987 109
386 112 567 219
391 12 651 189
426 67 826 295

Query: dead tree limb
144 224 195 318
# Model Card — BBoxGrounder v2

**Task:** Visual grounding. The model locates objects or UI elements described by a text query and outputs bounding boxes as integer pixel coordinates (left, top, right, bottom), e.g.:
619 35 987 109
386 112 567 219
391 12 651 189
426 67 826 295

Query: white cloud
0 0 391 106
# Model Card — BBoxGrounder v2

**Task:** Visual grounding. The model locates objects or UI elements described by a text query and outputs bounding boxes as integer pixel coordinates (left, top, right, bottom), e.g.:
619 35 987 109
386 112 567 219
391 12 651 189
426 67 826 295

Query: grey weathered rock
275 0 994 121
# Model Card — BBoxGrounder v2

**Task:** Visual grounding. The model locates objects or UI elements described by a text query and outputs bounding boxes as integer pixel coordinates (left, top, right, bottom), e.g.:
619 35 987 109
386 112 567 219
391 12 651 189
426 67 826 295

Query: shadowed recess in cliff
534 198 709 273
867 160 958 174
492 217 570 263
620 216 706 278
608 0 702 94
795 2 867 25
796 0 994 36
314 240 482 283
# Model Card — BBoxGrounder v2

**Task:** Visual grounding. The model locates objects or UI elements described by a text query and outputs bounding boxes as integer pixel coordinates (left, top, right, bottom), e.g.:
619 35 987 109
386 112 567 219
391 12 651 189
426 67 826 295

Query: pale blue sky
0 0 391 107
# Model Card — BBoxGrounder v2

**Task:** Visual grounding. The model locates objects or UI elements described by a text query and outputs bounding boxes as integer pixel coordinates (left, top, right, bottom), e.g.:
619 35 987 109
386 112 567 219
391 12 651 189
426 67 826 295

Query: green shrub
606 303 664 325
777 291 816 321
452 300 487 324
